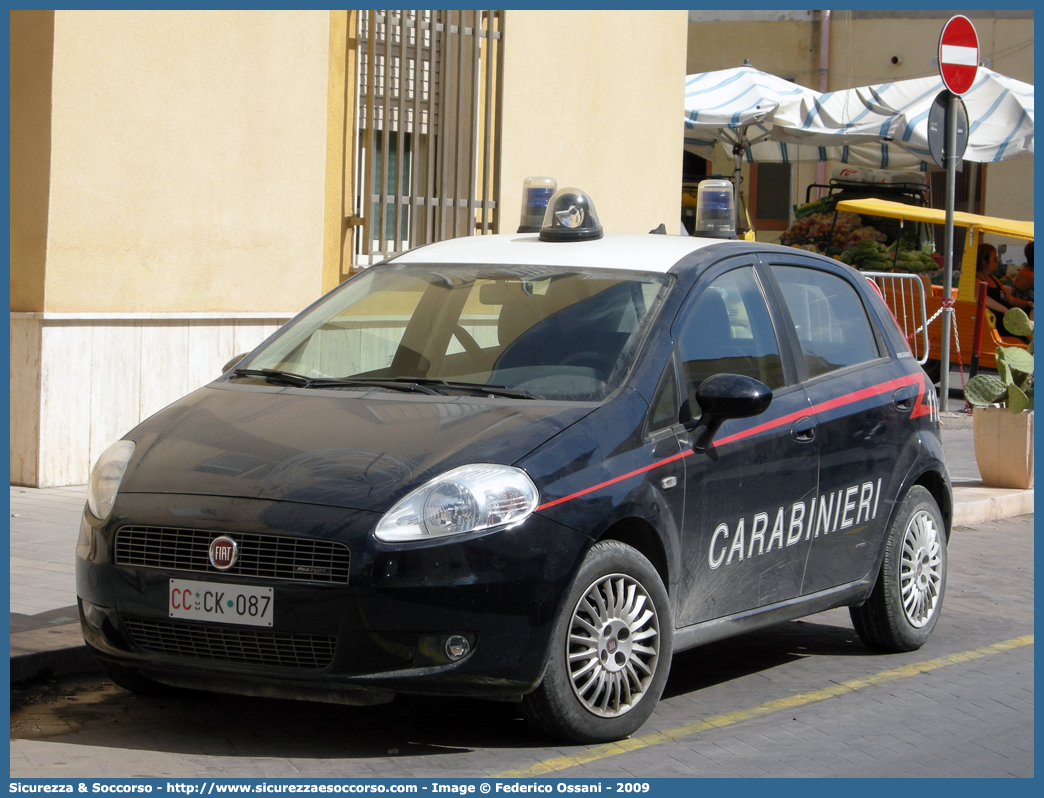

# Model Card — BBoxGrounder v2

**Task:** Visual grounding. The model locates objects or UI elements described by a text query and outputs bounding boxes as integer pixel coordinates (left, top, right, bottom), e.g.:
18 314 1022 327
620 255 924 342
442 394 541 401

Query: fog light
80 599 107 632
444 635 471 661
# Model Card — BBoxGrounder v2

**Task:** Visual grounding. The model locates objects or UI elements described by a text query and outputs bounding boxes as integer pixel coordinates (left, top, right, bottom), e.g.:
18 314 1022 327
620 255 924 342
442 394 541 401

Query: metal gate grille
352 10 503 268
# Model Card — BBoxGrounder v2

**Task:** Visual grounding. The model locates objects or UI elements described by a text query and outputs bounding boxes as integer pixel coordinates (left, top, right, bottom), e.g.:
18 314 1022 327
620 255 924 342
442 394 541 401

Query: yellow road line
497 635 1034 778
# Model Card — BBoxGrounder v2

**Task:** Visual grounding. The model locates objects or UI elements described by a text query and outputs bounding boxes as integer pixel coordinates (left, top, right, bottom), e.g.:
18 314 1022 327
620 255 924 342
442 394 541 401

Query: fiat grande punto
77 188 951 743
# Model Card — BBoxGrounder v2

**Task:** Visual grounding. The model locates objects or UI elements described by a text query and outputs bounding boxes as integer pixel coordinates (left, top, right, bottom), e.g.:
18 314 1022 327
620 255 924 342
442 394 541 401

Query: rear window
773 265 880 379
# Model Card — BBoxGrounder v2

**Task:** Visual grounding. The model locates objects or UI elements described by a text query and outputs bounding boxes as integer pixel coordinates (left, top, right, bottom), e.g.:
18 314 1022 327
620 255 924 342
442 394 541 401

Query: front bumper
76 493 588 700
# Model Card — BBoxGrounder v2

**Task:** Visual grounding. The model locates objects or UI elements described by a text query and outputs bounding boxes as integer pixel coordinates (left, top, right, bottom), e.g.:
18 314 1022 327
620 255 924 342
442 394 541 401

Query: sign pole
939 91 958 408
935 14 979 409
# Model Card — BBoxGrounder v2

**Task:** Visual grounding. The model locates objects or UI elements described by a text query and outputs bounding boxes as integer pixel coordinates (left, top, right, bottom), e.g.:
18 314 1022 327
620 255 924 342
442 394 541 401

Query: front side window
773 265 880 379
237 264 670 401
648 361 680 432
676 266 784 414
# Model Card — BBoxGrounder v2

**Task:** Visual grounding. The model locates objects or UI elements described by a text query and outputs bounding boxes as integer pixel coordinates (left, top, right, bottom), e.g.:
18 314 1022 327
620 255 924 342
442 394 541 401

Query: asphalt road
10 515 1034 779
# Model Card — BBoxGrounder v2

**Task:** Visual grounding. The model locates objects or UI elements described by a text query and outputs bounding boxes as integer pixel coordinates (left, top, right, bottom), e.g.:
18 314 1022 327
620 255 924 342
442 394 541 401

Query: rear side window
773 265 880 379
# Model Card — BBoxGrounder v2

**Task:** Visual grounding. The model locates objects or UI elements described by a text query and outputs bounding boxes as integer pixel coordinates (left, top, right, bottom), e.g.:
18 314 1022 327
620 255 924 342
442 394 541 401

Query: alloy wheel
899 509 943 628
566 573 660 717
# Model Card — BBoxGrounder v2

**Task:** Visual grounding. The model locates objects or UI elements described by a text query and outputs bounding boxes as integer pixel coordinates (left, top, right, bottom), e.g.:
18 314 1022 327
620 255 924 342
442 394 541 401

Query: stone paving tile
11 558 76 574
9 602 45 615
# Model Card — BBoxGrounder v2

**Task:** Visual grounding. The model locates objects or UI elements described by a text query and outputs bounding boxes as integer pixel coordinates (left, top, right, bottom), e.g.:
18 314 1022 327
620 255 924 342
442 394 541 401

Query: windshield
236 263 671 401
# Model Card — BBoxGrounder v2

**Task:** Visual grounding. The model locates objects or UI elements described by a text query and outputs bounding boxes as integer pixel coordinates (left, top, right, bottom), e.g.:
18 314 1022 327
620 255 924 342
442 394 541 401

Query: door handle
791 415 816 443
892 384 918 412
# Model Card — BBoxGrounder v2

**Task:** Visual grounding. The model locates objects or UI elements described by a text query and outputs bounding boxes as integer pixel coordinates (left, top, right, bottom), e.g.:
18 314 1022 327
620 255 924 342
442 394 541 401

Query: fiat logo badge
209 535 238 570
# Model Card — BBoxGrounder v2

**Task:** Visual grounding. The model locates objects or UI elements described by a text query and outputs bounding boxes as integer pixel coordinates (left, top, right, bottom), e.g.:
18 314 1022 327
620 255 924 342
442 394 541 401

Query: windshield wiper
232 368 313 387
232 369 532 398
232 369 439 394
321 377 441 394
388 377 534 399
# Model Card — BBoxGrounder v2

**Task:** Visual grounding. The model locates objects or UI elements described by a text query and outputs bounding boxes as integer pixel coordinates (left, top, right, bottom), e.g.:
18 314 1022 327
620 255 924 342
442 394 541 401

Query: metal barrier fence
863 271 931 365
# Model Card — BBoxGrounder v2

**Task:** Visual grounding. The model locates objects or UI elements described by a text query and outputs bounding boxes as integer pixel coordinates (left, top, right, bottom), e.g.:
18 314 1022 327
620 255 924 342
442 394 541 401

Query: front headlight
86 440 136 521
375 464 539 543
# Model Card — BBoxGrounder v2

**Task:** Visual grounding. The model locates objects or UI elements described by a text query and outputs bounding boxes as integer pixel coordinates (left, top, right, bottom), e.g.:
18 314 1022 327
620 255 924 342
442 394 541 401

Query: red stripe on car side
536 371 926 512
714 371 923 446
536 449 690 511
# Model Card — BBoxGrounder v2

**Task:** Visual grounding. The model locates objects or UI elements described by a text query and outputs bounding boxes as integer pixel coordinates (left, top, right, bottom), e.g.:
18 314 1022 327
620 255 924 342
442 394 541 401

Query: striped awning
774 67 1034 165
684 65 1033 170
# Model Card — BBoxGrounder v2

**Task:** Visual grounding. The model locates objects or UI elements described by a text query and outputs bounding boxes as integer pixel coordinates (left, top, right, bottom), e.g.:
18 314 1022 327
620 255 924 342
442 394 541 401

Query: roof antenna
649 223 667 235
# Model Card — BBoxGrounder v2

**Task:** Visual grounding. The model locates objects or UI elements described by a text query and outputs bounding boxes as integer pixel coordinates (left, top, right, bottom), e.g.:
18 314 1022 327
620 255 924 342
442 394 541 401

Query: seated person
976 243 1032 338
1012 241 1034 304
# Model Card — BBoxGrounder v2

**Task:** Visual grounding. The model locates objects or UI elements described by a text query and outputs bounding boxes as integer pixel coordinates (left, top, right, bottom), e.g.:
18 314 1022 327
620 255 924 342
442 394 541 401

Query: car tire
97 658 171 695
521 540 673 743
850 486 947 652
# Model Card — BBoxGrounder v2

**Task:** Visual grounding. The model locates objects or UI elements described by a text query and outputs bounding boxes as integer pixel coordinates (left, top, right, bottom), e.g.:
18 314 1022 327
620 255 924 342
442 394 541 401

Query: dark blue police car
77 188 950 743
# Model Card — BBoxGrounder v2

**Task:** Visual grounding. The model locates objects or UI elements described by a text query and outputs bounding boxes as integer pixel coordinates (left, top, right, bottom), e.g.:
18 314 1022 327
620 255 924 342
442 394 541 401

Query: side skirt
672 579 874 653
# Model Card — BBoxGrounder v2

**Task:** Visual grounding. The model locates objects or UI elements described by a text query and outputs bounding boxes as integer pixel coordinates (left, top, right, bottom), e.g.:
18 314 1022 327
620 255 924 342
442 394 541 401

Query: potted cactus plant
964 307 1034 489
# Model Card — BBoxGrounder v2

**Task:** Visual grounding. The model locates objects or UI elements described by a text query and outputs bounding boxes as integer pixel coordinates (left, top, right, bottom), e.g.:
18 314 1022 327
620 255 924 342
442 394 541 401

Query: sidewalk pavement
9 411 1033 684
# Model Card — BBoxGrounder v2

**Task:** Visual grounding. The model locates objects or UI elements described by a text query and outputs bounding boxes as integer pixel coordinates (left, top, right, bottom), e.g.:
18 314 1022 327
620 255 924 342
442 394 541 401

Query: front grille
114 526 350 584
123 617 336 670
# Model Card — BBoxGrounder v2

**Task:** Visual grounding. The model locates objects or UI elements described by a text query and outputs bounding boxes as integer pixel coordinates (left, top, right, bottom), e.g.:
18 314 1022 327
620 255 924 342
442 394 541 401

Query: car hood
120 383 594 512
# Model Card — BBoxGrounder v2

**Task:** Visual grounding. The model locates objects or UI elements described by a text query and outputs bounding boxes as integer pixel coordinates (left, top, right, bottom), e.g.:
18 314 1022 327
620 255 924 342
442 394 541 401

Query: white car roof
388 233 725 274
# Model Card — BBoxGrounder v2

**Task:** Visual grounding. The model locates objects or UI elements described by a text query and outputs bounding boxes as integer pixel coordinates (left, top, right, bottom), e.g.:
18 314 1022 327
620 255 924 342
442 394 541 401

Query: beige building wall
11 10 332 486
10 10 54 313
499 10 689 235
10 11 54 486
685 11 1034 242
45 10 330 314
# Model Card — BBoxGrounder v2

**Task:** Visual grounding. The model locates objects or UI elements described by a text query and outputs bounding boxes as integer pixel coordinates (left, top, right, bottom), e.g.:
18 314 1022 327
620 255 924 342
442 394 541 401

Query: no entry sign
938 15 979 96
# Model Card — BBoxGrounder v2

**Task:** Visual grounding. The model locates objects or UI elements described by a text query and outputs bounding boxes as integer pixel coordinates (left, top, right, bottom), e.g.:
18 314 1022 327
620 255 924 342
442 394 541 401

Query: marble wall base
10 312 291 487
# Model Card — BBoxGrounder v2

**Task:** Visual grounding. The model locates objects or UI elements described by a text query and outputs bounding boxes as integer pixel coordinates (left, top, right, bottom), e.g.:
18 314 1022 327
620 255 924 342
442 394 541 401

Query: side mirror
222 353 247 374
685 373 772 453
